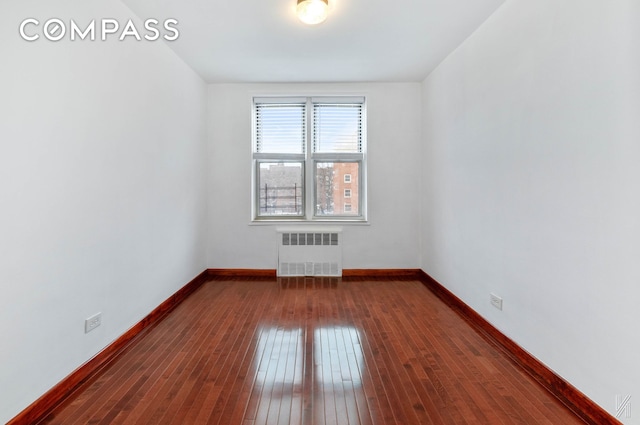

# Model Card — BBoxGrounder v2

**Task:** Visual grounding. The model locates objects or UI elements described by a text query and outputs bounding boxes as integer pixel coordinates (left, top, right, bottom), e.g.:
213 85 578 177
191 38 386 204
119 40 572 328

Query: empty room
1 0 638 424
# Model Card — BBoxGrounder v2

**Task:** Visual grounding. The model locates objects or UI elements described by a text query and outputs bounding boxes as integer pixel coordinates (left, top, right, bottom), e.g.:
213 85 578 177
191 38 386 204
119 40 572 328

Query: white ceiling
122 0 506 83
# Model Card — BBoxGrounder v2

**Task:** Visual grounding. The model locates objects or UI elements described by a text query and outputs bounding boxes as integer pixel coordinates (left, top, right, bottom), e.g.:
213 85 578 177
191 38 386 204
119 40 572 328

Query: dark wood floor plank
43 277 586 425
124 286 232 425
213 291 280 425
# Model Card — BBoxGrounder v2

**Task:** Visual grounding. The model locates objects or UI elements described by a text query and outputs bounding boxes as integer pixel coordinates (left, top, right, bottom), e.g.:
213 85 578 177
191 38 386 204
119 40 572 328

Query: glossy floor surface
44 277 584 424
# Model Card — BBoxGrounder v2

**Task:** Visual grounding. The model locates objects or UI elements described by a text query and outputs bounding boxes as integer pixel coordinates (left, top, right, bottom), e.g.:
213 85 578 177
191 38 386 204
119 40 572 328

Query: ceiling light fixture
296 0 329 25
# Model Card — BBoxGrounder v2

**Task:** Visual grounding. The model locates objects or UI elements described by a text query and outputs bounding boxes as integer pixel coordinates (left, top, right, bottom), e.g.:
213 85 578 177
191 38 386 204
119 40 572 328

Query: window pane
258 162 304 216
313 104 362 153
315 162 360 216
255 103 306 154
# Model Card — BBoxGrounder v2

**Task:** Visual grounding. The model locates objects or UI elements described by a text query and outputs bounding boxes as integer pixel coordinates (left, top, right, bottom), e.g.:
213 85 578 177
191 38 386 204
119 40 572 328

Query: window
253 96 366 220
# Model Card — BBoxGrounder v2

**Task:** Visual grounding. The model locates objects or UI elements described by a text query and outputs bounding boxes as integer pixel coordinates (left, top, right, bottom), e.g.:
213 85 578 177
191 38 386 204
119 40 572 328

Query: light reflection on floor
248 325 369 424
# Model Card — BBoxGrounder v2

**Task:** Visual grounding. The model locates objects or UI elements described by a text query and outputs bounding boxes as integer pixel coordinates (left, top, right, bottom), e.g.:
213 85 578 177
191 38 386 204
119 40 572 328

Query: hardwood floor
42 276 585 424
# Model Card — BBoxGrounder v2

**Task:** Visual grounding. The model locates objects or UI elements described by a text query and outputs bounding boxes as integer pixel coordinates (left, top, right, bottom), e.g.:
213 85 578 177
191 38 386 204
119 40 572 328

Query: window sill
249 218 369 226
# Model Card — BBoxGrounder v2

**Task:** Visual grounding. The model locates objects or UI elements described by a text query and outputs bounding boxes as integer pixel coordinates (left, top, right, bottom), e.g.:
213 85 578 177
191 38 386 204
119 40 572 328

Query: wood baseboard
207 268 277 279
206 268 424 280
417 270 620 425
342 268 423 279
8 270 210 425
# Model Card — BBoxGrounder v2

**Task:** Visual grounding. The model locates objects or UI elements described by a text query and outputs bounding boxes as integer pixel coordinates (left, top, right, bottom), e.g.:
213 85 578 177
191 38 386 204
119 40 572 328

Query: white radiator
277 228 342 277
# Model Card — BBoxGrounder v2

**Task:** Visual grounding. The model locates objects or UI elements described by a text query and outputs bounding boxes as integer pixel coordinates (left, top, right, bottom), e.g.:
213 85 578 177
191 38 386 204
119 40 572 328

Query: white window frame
252 96 367 221
344 174 352 183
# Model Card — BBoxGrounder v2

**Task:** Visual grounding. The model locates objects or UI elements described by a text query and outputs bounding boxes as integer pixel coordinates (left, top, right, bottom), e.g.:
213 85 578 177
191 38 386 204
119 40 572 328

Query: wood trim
342 268 423 279
207 268 277 278
206 269 423 280
417 270 621 425
8 270 210 425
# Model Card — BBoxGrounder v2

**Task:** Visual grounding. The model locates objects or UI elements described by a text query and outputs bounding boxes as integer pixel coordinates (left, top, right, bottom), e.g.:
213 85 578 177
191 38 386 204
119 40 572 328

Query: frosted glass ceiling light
296 0 329 25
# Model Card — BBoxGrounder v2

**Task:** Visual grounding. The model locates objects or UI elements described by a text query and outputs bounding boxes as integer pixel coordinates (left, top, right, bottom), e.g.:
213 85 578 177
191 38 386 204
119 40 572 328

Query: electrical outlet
85 312 102 333
490 293 503 311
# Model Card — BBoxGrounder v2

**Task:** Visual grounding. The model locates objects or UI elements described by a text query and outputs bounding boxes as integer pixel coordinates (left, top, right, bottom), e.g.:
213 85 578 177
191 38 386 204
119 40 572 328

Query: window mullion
305 97 314 220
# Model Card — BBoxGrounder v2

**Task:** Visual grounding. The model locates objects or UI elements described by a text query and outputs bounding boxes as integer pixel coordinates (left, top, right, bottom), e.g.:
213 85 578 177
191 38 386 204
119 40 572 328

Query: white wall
207 83 422 270
421 0 640 422
0 1 208 422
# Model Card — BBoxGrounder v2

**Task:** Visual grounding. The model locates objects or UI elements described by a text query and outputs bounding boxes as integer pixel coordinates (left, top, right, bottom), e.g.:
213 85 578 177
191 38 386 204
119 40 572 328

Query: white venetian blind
255 102 306 154
313 103 363 153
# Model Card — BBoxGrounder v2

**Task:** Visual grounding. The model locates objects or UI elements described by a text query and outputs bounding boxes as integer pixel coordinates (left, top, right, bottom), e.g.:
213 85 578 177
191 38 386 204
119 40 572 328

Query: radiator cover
276 228 342 277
